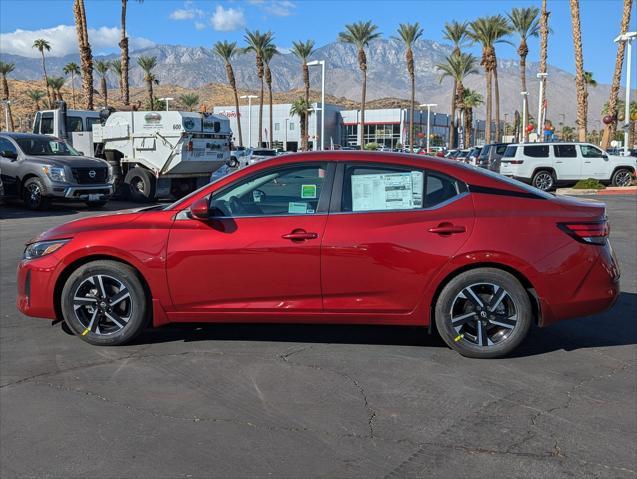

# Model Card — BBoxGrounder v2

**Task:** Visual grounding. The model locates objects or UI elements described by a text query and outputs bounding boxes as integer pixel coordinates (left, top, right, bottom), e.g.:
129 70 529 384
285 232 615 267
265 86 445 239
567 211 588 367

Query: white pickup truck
499 142 636 191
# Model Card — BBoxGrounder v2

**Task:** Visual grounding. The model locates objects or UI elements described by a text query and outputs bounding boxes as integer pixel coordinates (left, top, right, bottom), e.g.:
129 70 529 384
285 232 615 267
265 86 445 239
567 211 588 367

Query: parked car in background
455 149 471 161
0 133 113 210
18 151 620 359
500 142 636 191
477 143 509 171
466 146 482 166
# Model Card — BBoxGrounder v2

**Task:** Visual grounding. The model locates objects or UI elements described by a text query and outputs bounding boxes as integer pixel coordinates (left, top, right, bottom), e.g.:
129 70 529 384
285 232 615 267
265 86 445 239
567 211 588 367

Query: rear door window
66 116 84 132
495 144 508 155
523 145 549 157
554 144 577 157
503 145 517 158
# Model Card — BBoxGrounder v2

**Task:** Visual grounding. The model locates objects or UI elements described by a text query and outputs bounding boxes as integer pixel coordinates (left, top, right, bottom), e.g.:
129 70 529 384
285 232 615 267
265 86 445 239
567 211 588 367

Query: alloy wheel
614 170 632 187
72 274 132 335
533 172 553 191
26 183 41 207
450 283 518 347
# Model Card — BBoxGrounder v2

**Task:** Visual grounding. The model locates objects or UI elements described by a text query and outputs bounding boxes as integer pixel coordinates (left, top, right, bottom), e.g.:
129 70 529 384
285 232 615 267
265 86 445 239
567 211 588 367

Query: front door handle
428 223 466 235
282 229 318 241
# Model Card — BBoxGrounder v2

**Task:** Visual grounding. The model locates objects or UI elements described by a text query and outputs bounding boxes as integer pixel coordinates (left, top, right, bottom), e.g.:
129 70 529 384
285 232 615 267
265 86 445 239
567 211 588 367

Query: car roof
0 132 59 140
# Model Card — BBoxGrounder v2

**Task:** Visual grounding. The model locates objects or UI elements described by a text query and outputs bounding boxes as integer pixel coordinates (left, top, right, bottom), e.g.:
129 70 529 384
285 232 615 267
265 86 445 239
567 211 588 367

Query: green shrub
364 142 379 151
573 178 606 190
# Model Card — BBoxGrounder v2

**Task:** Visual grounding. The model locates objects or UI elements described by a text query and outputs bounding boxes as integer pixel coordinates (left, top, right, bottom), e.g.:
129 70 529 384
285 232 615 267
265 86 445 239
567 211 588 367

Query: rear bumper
539 242 620 326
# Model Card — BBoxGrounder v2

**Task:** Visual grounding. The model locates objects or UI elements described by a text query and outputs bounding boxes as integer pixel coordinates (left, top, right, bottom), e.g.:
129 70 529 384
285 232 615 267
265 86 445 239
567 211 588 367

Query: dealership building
214 103 491 150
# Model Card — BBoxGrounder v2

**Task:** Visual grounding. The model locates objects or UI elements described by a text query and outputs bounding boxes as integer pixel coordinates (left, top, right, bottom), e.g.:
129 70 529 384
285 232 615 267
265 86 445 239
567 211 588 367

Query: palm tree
110 59 123 101
569 0 587 141
213 41 243 147
119 0 143 105
538 0 550 132
263 45 277 148
47 77 66 102
179 93 199 111
468 16 511 143
32 38 52 107
508 7 539 142
291 40 315 151
26 89 46 112
462 88 483 147
339 21 381 147
73 0 94 109
244 30 275 147
63 62 81 108
583 71 597 121
561 125 576 141
397 22 423 152
602 0 632 149
0 61 15 130
137 55 158 107
437 52 478 148
442 21 470 148
94 60 111 107
290 97 312 150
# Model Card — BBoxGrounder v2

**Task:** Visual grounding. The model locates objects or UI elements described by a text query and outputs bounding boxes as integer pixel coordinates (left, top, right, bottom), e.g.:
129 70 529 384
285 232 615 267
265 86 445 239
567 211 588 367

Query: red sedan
17 152 620 358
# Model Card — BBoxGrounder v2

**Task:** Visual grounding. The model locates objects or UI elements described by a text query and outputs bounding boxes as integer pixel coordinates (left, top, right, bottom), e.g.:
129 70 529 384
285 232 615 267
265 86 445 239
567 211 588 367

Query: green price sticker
301 184 317 199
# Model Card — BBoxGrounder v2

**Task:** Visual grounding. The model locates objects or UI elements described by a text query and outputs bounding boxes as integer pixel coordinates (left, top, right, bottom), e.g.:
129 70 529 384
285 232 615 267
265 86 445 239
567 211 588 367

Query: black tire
105 151 123 196
85 200 108 208
61 260 149 346
22 176 51 210
227 156 239 168
434 268 532 359
124 167 156 202
532 170 556 192
611 168 633 187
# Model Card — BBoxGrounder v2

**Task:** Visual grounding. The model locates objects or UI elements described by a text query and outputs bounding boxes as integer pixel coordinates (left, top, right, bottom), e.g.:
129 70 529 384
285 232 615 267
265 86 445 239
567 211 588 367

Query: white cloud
210 5 246 32
169 1 204 20
194 22 207 31
248 0 295 17
0 25 154 58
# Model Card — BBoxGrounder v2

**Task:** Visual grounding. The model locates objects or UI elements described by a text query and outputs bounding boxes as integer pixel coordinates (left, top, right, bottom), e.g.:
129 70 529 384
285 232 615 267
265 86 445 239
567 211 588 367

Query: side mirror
0 150 18 160
189 197 210 220
602 154 608 160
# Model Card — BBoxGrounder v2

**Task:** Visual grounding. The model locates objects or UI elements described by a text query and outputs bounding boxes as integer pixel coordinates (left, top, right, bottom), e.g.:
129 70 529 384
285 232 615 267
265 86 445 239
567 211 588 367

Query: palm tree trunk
40 52 52 107
450 79 457 149
493 66 501 142
601 0 632 149
71 72 77 109
410 73 415 152
539 0 549 134
303 62 309 151
146 78 154 106
1 75 14 130
518 41 529 141
485 67 492 143
73 0 93 110
227 63 243 147
101 77 108 106
570 0 587 142
465 108 473 147
119 0 130 105
267 76 273 148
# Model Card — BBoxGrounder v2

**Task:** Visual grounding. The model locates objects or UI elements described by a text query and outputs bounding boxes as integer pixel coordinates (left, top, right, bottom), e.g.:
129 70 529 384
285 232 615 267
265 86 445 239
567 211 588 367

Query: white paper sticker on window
352 171 423 211
288 202 308 214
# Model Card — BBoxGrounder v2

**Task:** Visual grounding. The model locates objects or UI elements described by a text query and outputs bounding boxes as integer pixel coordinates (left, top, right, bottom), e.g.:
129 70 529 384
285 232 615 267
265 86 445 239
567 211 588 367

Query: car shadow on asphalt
129 292 637 357
0 199 99 219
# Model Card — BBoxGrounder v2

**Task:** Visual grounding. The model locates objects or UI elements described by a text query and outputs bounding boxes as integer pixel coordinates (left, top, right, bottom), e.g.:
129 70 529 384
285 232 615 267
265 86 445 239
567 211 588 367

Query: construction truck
33 102 232 201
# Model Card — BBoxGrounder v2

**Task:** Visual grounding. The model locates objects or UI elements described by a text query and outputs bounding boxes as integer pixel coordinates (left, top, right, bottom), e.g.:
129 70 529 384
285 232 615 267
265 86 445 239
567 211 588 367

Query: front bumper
17 254 60 320
48 182 113 200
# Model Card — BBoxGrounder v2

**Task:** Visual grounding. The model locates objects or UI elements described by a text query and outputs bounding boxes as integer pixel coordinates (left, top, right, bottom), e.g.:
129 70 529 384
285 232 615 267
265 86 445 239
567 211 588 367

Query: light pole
520 91 529 143
614 31 636 155
240 95 258 148
159 97 174 111
1 100 11 132
536 72 548 140
307 60 325 150
284 118 289 151
419 103 437 152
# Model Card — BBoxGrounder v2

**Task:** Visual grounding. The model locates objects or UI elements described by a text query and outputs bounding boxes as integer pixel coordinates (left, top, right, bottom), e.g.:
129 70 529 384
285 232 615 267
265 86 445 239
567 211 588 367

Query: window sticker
351 171 423 211
288 202 308 214
301 184 317 199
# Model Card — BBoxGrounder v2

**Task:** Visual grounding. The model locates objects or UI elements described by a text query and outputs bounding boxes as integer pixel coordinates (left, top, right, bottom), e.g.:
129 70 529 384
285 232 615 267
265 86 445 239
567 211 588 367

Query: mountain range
1 38 630 126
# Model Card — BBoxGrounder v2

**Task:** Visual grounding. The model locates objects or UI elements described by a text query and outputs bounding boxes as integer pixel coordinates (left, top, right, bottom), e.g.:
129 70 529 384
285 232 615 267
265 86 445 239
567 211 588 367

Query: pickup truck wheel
22 177 51 210
532 170 555 191
611 168 633 187
124 167 156 202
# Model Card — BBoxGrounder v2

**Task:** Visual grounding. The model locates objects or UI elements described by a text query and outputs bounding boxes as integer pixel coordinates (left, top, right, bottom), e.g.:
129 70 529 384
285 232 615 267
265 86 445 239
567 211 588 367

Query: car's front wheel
61 260 149 346
22 177 51 210
435 268 532 358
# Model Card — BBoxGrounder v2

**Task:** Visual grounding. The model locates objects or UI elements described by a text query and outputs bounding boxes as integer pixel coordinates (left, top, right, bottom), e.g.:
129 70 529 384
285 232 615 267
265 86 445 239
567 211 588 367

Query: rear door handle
282 230 318 241
428 223 466 235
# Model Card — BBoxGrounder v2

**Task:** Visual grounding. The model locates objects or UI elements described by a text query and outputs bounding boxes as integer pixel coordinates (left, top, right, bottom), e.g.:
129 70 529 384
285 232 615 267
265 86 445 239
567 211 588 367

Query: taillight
558 221 609 245
187 141 193 152
510 160 524 164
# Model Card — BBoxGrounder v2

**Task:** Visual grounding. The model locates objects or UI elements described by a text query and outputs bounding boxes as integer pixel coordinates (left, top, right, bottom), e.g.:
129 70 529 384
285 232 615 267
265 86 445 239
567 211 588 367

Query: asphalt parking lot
1 196 636 479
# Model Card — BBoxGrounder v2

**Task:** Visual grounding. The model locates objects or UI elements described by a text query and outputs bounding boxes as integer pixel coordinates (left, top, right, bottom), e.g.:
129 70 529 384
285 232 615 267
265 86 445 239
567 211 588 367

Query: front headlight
23 239 70 260
42 166 66 182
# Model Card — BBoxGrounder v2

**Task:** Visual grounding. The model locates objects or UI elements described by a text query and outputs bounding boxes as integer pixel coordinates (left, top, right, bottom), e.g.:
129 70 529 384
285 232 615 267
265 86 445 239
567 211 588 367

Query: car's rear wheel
61 260 149 346
435 268 532 358
22 177 51 210
124 167 156 202
532 170 556 191
611 168 633 187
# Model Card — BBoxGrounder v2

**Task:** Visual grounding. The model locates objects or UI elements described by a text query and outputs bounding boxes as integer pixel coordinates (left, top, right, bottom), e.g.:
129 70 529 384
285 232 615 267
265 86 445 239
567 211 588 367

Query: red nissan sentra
17 152 620 358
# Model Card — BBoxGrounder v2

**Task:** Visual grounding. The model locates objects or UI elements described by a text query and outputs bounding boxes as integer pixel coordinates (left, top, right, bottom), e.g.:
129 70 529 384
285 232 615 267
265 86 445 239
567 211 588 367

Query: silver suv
0 133 113 210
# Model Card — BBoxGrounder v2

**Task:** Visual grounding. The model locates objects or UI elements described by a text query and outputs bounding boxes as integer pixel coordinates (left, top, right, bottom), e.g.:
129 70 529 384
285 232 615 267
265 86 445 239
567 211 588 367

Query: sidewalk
556 186 637 196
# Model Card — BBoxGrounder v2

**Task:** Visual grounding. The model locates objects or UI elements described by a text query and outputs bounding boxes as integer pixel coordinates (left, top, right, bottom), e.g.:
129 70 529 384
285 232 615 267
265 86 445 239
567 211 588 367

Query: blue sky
1 0 635 87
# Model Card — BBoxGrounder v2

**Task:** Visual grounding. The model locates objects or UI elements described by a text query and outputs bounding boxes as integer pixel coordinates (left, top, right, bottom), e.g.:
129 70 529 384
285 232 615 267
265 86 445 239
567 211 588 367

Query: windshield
252 149 277 157
16 137 81 156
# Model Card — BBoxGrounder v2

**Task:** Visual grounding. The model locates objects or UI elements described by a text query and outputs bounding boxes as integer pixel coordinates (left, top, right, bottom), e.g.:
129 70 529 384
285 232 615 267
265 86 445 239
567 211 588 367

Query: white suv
499 142 636 191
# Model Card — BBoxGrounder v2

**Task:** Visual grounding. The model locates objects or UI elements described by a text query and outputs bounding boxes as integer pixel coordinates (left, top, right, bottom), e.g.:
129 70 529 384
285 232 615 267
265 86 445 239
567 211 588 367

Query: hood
23 155 108 168
30 209 148 244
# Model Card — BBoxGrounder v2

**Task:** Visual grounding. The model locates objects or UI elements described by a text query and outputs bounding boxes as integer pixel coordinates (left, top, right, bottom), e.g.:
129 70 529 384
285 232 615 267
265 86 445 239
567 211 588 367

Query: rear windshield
523 145 549 157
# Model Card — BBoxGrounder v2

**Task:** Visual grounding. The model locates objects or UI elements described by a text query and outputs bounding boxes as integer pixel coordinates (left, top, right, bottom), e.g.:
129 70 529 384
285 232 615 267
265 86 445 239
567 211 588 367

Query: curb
556 186 637 196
